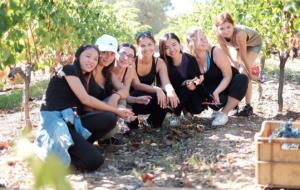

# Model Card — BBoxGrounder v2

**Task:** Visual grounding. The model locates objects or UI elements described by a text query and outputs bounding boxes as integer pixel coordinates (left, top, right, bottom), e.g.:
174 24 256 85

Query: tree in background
0 0 146 130
105 0 172 34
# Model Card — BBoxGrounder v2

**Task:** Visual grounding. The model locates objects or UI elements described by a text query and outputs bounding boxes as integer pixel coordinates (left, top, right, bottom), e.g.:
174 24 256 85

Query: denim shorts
247 43 262 54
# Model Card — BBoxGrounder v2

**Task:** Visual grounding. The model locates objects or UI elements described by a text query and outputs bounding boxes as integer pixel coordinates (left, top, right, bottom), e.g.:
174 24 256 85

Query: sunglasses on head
135 31 153 40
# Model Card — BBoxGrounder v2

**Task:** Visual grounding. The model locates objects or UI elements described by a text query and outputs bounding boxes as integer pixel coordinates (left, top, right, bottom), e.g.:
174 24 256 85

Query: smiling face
164 38 181 58
99 51 115 67
217 21 234 39
137 37 155 57
117 46 135 68
193 30 209 51
79 47 99 73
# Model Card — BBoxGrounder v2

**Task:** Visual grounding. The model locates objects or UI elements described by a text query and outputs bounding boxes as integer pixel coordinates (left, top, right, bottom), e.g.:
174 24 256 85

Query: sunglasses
135 31 153 40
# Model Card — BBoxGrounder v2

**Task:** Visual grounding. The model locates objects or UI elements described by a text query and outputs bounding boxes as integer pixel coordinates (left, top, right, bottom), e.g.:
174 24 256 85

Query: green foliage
105 0 171 34
0 0 148 70
161 0 300 57
30 155 72 190
30 80 48 99
0 89 22 109
0 79 48 109
265 63 300 84
16 137 71 190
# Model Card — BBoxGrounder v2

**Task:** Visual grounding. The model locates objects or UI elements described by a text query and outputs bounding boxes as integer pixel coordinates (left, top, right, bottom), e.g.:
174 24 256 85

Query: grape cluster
270 120 300 138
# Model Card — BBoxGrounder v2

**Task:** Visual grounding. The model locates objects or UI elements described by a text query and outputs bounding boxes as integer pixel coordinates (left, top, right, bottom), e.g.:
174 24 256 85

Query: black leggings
129 90 168 127
173 85 206 115
68 112 117 171
208 73 248 110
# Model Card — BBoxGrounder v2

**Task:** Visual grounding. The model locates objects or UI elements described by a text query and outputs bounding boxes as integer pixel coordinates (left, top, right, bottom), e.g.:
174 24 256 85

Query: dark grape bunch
270 120 300 138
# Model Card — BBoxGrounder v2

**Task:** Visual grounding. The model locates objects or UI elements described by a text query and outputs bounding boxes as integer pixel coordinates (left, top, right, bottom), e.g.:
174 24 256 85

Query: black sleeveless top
136 57 158 85
88 75 109 100
202 47 239 93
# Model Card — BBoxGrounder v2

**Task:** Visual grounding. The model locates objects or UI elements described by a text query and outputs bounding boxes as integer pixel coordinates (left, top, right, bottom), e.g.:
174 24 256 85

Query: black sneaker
233 105 239 116
237 104 253 116
127 119 139 129
98 137 125 145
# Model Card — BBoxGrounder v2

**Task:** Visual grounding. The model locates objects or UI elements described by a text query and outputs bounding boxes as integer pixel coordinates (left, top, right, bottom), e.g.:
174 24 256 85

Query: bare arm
156 58 179 108
236 31 251 74
131 61 167 108
111 67 134 91
65 75 132 118
212 47 232 103
131 64 160 94
217 34 235 63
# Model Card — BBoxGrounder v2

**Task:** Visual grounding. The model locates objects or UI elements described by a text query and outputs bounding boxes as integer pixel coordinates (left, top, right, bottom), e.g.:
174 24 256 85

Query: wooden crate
255 120 300 189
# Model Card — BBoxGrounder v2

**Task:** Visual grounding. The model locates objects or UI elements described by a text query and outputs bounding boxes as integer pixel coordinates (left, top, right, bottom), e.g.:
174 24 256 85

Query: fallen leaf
7 158 17 167
142 173 154 186
0 142 10 150
183 177 193 188
143 139 151 145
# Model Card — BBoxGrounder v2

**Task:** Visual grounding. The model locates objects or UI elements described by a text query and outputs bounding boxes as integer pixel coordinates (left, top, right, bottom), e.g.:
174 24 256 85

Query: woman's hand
212 91 220 104
134 96 152 105
155 87 167 108
166 92 179 108
116 107 135 119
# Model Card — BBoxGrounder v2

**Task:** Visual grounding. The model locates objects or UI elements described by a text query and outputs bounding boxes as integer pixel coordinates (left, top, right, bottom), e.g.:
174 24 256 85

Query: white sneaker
212 112 228 126
211 110 219 119
169 115 181 128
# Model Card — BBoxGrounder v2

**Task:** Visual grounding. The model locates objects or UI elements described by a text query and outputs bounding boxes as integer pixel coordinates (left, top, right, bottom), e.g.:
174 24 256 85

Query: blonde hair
186 27 206 56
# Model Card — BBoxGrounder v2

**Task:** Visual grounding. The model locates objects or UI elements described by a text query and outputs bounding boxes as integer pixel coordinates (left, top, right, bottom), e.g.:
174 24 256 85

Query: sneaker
183 109 193 120
98 137 124 145
127 119 139 129
169 114 181 128
233 105 239 116
211 110 219 119
237 104 253 116
212 112 228 126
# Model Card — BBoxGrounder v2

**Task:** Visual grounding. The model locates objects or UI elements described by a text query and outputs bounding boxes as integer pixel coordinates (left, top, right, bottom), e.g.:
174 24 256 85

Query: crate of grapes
255 120 300 188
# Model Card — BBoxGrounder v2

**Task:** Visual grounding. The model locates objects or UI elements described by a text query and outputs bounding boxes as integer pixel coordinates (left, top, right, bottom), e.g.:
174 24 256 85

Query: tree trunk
278 51 289 112
23 64 32 130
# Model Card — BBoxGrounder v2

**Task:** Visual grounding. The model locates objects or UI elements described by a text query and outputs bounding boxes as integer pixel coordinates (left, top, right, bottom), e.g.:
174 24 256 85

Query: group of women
35 12 262 171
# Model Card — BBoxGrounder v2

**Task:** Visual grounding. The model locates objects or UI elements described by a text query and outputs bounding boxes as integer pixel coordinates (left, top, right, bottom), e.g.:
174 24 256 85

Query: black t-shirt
40 65 81 111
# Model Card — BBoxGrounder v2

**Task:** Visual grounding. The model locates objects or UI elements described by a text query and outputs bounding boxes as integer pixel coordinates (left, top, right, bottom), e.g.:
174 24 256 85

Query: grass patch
0 80 49 110
264 64 300 84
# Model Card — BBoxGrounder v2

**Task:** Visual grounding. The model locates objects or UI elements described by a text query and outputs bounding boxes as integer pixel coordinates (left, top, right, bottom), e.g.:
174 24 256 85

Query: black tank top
88 76 109 100
202 47 239 92
136 57 157 85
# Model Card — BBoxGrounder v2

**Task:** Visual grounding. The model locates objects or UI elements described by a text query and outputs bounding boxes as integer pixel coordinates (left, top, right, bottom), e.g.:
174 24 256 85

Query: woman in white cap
87 34 127 107
35 45 133 172
87 34 132 144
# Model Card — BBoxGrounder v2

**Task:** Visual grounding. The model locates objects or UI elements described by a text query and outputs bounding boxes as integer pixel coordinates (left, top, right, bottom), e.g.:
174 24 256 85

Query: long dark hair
158 32 181 65
73 44 99 90
102 65 114 95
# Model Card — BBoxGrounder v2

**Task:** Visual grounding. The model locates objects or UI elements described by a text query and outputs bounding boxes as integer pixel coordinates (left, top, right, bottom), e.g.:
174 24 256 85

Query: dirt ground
0 58 299 190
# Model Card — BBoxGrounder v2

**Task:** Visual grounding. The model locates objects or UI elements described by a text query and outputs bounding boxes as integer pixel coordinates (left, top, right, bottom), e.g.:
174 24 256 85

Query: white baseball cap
95 34 118 54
